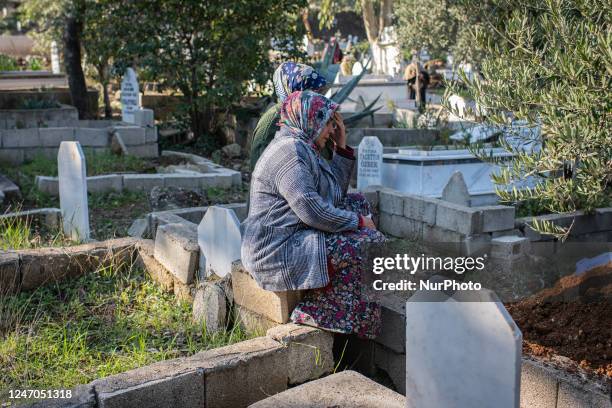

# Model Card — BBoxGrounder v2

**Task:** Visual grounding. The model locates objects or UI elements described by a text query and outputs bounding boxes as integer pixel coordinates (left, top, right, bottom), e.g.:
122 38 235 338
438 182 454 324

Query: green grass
0 263 252 398
2 150 151 179
0 212 72 250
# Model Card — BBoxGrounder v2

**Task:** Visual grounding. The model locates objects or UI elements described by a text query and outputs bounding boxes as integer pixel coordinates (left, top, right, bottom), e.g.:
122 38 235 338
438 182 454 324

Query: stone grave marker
120 68 140 124
58 141 90 242
198 206 242 278
405 283 522 408
50 41 60 74
441 171 470 206
357 136 383 190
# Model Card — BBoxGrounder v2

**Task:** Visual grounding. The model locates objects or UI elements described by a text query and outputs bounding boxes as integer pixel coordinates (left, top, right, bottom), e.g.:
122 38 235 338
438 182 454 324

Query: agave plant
313 41 381 127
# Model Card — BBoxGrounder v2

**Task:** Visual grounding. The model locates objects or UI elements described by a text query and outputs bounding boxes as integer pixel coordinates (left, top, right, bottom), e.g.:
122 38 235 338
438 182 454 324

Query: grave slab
405 285 522 408
58 141 90 242
198 206 242 278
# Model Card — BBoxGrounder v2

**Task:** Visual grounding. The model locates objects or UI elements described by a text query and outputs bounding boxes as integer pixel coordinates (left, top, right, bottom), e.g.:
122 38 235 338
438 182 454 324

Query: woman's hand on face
332 111 346 148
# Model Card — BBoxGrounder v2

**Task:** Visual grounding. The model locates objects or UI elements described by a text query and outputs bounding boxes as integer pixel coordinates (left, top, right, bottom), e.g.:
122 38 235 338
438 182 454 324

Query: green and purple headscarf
279 90 338 149
273 62 327 102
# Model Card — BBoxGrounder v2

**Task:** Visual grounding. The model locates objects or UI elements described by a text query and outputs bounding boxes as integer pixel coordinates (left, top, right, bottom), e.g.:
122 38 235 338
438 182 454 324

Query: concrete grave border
35 150 241 196
0 120 158 165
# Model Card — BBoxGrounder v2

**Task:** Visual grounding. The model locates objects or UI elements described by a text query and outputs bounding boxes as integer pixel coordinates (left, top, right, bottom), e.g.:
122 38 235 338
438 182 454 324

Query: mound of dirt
506 263 612 379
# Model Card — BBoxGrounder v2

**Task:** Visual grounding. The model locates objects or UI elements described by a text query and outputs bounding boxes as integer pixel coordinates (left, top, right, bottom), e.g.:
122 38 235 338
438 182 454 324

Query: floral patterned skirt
290 193 387 339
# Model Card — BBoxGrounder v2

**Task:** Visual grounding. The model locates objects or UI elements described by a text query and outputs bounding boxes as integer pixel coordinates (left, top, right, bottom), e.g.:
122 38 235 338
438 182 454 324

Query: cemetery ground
0 255 252 400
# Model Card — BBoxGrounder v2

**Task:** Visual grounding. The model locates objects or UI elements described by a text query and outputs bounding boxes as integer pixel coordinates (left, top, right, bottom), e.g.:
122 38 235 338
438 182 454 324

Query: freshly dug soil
506 263 612 379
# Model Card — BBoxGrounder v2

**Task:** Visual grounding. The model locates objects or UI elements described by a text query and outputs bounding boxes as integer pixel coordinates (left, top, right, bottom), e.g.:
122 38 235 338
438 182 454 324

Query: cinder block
267 324 334 384
35 176 59 195
39 127 76 147
199 336 288 408
113 126 146 146
379 213 422 239
235 304 280 334
479 205 515 232
0 149 24 165
88 174 123 193
94 369 204 408
162 175 204 190
491 235 530 259
136 239 174 291
232 262 304 324
154 222 199 284
145 126 158 143
76 128 109 147
123 174 164 191
435 201 481 235
380 189 405 215
2 128 40 147
403 194 437 225
200 173 233 189
126 143 158 158
133 109 155 127
520 360 559 408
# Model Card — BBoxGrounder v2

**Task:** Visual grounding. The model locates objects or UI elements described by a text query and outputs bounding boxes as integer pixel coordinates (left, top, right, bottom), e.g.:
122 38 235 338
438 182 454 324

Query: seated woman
241 90 386 339
249 61 328 172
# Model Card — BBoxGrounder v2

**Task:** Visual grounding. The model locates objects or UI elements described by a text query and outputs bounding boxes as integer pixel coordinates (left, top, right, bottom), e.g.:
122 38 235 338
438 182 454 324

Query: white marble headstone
121 68 140 124
198 206 242 278
357 136 383 190
58 142 90 242
405 285 522 408
50 41 60 74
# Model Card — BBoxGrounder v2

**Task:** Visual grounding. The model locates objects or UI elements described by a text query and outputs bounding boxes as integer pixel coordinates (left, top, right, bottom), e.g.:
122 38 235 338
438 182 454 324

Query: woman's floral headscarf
280 90 338 149
273 62 327 102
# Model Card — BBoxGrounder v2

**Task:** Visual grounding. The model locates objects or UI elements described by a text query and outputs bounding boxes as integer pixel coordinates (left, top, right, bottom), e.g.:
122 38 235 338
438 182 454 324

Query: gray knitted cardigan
241 132 358 291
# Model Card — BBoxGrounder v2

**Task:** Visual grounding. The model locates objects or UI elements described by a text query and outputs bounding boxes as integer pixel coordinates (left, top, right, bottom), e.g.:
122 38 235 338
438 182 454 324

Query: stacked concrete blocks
0 121 160 165
26 324 334 408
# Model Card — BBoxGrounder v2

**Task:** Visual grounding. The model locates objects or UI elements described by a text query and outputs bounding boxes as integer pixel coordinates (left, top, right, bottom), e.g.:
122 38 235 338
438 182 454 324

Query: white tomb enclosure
357 136 383 190
198 206 242 278
327 75 408 113
58 142 90 242
121 68 141 124
381 147 534 206
405 285 522 408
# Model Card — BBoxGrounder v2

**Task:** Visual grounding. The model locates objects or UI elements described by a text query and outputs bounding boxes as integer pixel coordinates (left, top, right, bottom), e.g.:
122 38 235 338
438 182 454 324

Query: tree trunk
302 8 313 40
102 82 111 119
63 16 90 119
361 0 394 74
96 65 112 119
